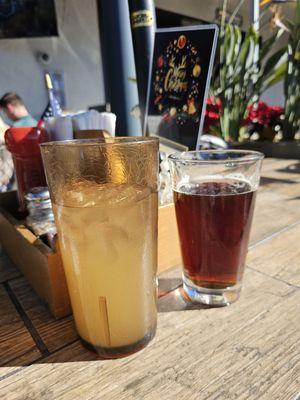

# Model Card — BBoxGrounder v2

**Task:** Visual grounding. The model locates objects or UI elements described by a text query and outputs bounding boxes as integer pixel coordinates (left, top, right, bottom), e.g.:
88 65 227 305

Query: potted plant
204 0 299 158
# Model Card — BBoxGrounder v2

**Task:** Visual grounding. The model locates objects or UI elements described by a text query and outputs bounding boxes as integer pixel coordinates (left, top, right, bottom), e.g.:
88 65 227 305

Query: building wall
155 0 252 30
0 0 104 120
261 82 285 106
0 0 288 123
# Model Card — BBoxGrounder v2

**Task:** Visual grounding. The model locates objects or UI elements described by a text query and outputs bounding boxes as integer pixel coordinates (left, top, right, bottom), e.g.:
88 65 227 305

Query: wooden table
0 158 299 400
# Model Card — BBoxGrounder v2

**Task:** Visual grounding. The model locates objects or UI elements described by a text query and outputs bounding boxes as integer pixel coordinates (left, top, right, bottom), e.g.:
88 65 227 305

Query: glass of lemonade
41 137 159 358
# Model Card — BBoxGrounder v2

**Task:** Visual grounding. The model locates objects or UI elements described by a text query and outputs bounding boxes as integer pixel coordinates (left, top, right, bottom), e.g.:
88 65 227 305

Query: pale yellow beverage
53 181 158 354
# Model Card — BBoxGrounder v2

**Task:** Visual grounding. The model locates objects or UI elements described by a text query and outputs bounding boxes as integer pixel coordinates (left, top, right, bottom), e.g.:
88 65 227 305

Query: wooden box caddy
0 191 181 318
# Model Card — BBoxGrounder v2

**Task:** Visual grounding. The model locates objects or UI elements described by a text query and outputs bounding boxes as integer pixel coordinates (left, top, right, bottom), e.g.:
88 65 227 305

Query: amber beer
169 150 263 306
174 180 256 289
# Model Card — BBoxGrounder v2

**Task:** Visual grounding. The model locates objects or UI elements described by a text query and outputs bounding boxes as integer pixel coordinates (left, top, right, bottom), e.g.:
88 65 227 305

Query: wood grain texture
250 186 300 246
248 222 300 287
0 205 71 319
0 285 40 367
0 158 299 400
0 268 299 400
261 158 300 177
247 159 300 246
0 253 20 283
8 277 77 353
259 159 300 197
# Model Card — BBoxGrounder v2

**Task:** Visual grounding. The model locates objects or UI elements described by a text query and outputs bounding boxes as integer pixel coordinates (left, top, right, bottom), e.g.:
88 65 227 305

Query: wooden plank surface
8 277 78 353
0 285 41 367
248 222 300 287
0 267 299 399
250 186 300 246
0 158 299 399
0 253 20 284
249 159 300 246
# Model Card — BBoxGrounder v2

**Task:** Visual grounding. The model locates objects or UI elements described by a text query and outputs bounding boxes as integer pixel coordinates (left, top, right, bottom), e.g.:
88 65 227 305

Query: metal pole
251 0 260 31
97 0 142 136
128 0 156 133
251 0 260 66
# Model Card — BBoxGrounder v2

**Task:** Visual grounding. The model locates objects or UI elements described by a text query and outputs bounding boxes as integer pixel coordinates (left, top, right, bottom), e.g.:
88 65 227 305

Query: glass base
183 275 241 307
80 327 156 359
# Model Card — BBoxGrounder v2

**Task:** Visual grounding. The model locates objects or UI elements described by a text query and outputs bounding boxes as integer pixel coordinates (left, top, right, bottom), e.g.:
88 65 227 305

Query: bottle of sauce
5 127 49 215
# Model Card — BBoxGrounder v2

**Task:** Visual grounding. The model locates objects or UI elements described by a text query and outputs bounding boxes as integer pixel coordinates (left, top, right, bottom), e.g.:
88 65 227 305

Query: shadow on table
31 287 209 364
287 196 300 201
157 277 210 311
276 162 300 175
0 278 201 368
158 277 181 297
158 287 210 313
260 176 297 186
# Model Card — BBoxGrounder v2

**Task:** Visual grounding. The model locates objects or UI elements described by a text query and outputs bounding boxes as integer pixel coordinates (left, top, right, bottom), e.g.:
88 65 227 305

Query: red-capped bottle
5 127 49 214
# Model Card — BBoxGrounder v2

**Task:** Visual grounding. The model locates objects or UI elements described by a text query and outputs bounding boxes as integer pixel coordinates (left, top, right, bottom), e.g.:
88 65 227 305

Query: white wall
261 81 285 106
155 0 252 30
0 0 104 120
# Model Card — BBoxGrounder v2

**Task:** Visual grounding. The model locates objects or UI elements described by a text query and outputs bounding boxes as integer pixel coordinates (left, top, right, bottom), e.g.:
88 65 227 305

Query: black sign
0 0 58 39
145 25 218 149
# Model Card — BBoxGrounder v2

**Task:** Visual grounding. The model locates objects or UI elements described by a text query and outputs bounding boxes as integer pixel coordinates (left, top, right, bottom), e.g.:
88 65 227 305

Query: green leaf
285 19 295 32
262 61 287 91
245 36 256 70
209 17 297 142
233 28 252 73
260 29 285 61
226 25 236 66
209 124 222 137
261 48 287 79
297 0 300 26
233 25 242 60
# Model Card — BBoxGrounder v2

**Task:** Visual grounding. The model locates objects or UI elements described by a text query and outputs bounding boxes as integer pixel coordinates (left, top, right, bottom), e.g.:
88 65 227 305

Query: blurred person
0 115 9 142
0 92 37 127
0 115 14 192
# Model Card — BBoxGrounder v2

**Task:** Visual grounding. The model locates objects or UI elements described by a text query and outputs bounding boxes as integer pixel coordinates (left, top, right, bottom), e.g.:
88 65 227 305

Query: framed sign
145 25 218 149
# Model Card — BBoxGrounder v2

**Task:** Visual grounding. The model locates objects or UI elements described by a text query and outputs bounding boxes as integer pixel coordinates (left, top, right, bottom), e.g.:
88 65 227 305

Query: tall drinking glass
41 137 159 358
169 150 263 306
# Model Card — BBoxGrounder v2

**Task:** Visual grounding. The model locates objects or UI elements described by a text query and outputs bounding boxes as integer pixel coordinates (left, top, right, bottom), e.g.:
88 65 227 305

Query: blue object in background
97 0 142 136
128 0 156 132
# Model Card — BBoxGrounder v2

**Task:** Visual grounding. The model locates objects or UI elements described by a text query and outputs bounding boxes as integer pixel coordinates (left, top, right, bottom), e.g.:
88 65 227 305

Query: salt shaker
25 187 56 237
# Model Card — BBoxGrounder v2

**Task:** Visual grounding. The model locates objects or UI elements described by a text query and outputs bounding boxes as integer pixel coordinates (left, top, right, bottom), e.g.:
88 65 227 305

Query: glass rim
40 136 159 148
168 149 264 164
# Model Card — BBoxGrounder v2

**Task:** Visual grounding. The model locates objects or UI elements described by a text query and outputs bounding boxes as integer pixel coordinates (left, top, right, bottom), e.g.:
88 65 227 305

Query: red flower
269 105 284 120
204 97 221 132
245 102 283 127
207 111 219 120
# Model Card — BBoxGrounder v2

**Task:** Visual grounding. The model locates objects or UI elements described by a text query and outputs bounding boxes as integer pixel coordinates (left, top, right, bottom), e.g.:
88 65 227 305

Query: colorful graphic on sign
146 25 218 149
